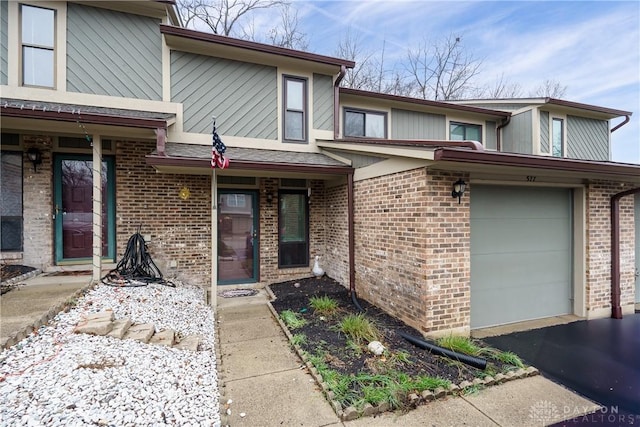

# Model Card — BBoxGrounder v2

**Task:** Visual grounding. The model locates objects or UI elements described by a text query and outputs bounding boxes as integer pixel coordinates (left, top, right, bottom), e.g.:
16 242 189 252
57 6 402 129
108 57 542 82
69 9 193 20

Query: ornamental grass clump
280 309 307 329
338 313 380 344
309 295 340 316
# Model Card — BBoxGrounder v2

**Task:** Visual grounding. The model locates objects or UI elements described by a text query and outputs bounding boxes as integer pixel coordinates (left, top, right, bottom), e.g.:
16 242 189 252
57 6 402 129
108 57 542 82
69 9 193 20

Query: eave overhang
433 148 640 182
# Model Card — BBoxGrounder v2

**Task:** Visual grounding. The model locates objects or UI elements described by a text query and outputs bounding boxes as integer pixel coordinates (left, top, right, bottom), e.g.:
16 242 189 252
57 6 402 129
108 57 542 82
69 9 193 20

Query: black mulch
1 265 36 295
270 276 515 384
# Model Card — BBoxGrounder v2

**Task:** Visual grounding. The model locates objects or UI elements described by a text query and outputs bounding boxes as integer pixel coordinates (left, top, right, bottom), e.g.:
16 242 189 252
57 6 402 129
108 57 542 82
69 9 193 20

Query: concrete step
107 318 132 339
123 323 155 343
149 329 175 347
73 311 200 351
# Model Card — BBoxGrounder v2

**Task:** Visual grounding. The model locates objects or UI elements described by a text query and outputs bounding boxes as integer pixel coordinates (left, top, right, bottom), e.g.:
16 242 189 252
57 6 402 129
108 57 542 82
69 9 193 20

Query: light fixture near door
27 147 42 172
451 179 466 204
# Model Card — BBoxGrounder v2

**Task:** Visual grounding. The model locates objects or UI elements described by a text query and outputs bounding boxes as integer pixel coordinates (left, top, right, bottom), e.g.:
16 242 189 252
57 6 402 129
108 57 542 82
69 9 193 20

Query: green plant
345 339 363 356
291 333 307 347
337 313 380 344
435 335 483 356
309 296 339 316
280 310 307 329
390 350 413 366
487 350 524 368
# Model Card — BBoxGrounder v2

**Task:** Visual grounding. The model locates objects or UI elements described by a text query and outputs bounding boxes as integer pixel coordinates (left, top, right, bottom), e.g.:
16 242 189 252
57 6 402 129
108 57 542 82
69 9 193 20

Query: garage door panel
471 185 572 329
472 250 571 290
472 218 570 253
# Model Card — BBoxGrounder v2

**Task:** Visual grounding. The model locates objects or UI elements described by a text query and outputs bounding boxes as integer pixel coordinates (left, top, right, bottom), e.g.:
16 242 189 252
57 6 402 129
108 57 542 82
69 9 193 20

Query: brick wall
324 181 349 285
21 136 54 269
585 181 636 314
116 140 212 287
352 168 470 337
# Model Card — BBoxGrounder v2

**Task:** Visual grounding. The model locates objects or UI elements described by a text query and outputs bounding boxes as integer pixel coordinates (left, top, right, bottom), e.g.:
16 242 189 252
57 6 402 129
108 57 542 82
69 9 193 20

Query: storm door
217 191 258 284
54 155 115 263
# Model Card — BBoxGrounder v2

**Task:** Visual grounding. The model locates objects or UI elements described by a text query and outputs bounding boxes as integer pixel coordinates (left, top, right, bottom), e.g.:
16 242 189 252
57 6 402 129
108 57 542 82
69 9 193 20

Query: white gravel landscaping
0 282 221 427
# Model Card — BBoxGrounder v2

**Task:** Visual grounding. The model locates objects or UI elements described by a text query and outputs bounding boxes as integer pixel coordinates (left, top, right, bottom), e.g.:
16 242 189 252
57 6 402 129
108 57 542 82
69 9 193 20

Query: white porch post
92 135 102 283
211 169 218 309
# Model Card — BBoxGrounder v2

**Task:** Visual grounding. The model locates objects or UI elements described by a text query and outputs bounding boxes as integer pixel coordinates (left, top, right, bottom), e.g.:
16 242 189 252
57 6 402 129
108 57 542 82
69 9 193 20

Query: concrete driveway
484 314 640 419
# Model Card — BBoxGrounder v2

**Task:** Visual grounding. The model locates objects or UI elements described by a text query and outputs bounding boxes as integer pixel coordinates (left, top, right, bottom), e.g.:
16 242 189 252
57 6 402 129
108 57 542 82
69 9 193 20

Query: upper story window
450 122 482 142
21 4 55 88
344 108 386 138
283 76 307 142
552 118 564 157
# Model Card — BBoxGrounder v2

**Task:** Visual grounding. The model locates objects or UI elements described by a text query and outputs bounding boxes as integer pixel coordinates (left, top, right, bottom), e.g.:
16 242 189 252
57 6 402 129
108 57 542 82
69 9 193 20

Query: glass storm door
54 155 115 262
217 191 258 284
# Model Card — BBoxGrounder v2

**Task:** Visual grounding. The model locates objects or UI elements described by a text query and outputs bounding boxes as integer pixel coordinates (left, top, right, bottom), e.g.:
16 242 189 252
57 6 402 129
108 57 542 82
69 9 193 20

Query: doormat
218 289 259 298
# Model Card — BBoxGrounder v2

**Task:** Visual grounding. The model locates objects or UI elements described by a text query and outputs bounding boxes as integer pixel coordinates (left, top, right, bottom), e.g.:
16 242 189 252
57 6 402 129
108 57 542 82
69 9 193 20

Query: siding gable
485 121 496 150
66 3 162 100
567 115 609 161
391 108 445 139
540 111 549 153
502 110 532 154
1 0 7 85
171 51 277 138
313 73 333 131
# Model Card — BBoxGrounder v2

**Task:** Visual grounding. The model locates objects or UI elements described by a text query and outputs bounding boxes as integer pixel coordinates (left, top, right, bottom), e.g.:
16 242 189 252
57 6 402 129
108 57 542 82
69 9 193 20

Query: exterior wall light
451 179 466 204
27 147 42 172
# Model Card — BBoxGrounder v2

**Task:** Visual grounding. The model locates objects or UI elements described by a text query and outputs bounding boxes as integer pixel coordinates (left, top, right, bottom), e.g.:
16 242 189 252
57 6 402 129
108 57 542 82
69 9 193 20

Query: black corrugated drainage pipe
347 171 364 312
610 187 640 319
398 331 487 370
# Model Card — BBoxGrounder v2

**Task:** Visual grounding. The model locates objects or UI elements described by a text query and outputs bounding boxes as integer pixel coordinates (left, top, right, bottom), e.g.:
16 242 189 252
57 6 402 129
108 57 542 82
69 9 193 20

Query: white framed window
551 117 564 157
20 4 55 88
283 75 307 142
344 108 386 138
225 194 246 208
450 122 482 142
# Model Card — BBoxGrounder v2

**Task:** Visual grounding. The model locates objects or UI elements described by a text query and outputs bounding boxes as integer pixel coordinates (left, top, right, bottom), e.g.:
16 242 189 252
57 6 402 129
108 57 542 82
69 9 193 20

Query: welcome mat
218 289 259 298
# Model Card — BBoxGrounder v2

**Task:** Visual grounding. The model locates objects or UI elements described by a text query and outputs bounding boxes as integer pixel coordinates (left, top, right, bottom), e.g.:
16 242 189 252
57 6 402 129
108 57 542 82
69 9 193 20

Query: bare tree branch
267 4 308 50
530 79 568 98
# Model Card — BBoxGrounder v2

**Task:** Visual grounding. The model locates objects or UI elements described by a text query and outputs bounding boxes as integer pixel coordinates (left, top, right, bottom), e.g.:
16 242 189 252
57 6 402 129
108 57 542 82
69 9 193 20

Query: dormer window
20 4 55 88
450 122 482 142
344 108 386 138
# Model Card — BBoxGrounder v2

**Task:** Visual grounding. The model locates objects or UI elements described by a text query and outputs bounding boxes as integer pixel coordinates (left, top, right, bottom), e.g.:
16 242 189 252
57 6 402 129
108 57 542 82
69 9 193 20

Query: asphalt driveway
484 314 640 419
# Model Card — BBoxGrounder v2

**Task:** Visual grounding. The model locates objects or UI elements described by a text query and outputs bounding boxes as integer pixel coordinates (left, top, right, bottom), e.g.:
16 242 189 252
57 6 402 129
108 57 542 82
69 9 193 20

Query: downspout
495 115 510 152
334 65 347 140
610 187 640 319
347 170 363 311
611 115 631 133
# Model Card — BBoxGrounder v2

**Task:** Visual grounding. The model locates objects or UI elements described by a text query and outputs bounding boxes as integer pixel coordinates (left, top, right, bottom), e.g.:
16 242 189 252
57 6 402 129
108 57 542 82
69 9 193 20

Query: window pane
280 194 306 242
345 111 365 137
22 5 54 47
552 118 563 157
285 111 303 140
23 47 54 87
466 125 481 142
286 79 304 110
1 152 23 251
366 114 385 138
450 124 465 140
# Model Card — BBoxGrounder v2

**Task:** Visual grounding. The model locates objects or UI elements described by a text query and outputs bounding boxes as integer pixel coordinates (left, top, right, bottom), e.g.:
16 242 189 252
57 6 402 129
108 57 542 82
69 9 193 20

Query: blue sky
261 1 640 163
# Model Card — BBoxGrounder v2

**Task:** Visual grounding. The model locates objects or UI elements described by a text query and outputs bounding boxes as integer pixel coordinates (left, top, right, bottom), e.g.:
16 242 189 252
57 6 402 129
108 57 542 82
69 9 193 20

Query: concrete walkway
216 290 600 427
1 273 93 348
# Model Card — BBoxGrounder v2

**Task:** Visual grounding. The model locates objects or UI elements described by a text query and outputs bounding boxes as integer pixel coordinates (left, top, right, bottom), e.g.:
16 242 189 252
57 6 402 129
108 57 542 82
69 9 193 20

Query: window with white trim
21 4 55 88
450 122 482 142
552 118 564 157
283 76 307 142
344 108 386 138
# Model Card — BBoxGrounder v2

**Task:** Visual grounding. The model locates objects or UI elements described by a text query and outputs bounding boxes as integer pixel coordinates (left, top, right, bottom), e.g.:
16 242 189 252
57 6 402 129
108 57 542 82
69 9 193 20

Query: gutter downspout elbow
496 115 511 152
610 187 640 319
334 66 346 140
611 115 631 133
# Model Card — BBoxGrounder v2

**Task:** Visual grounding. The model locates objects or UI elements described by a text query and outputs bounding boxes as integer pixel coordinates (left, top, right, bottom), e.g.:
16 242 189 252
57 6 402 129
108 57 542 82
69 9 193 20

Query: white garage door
470 185 573 329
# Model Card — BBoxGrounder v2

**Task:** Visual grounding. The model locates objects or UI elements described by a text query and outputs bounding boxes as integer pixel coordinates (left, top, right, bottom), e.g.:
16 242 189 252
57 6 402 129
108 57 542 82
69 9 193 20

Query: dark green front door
217 190 258 284
54 155 115 263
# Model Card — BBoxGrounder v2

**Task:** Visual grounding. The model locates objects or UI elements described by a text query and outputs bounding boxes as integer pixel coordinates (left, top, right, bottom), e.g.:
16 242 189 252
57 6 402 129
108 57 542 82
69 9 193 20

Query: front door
54 155 115 263
217 190 258 284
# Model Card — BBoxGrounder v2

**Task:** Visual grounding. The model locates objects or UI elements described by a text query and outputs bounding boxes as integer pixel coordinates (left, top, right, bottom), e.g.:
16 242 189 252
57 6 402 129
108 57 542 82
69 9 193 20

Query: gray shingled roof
1 98 175 121
162 142 348 167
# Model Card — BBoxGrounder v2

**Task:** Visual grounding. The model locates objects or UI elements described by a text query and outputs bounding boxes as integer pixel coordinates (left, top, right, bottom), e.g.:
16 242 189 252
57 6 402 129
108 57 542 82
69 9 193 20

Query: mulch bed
270 276 513 385
1 265 37 295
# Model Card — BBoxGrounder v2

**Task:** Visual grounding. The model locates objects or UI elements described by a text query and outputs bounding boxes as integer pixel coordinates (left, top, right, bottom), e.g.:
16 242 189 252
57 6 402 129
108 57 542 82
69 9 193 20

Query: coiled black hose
101 231 174 287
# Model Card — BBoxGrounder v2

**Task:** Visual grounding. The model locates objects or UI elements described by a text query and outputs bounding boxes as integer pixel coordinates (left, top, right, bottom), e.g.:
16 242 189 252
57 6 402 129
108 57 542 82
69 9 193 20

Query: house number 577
526 176 537 182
